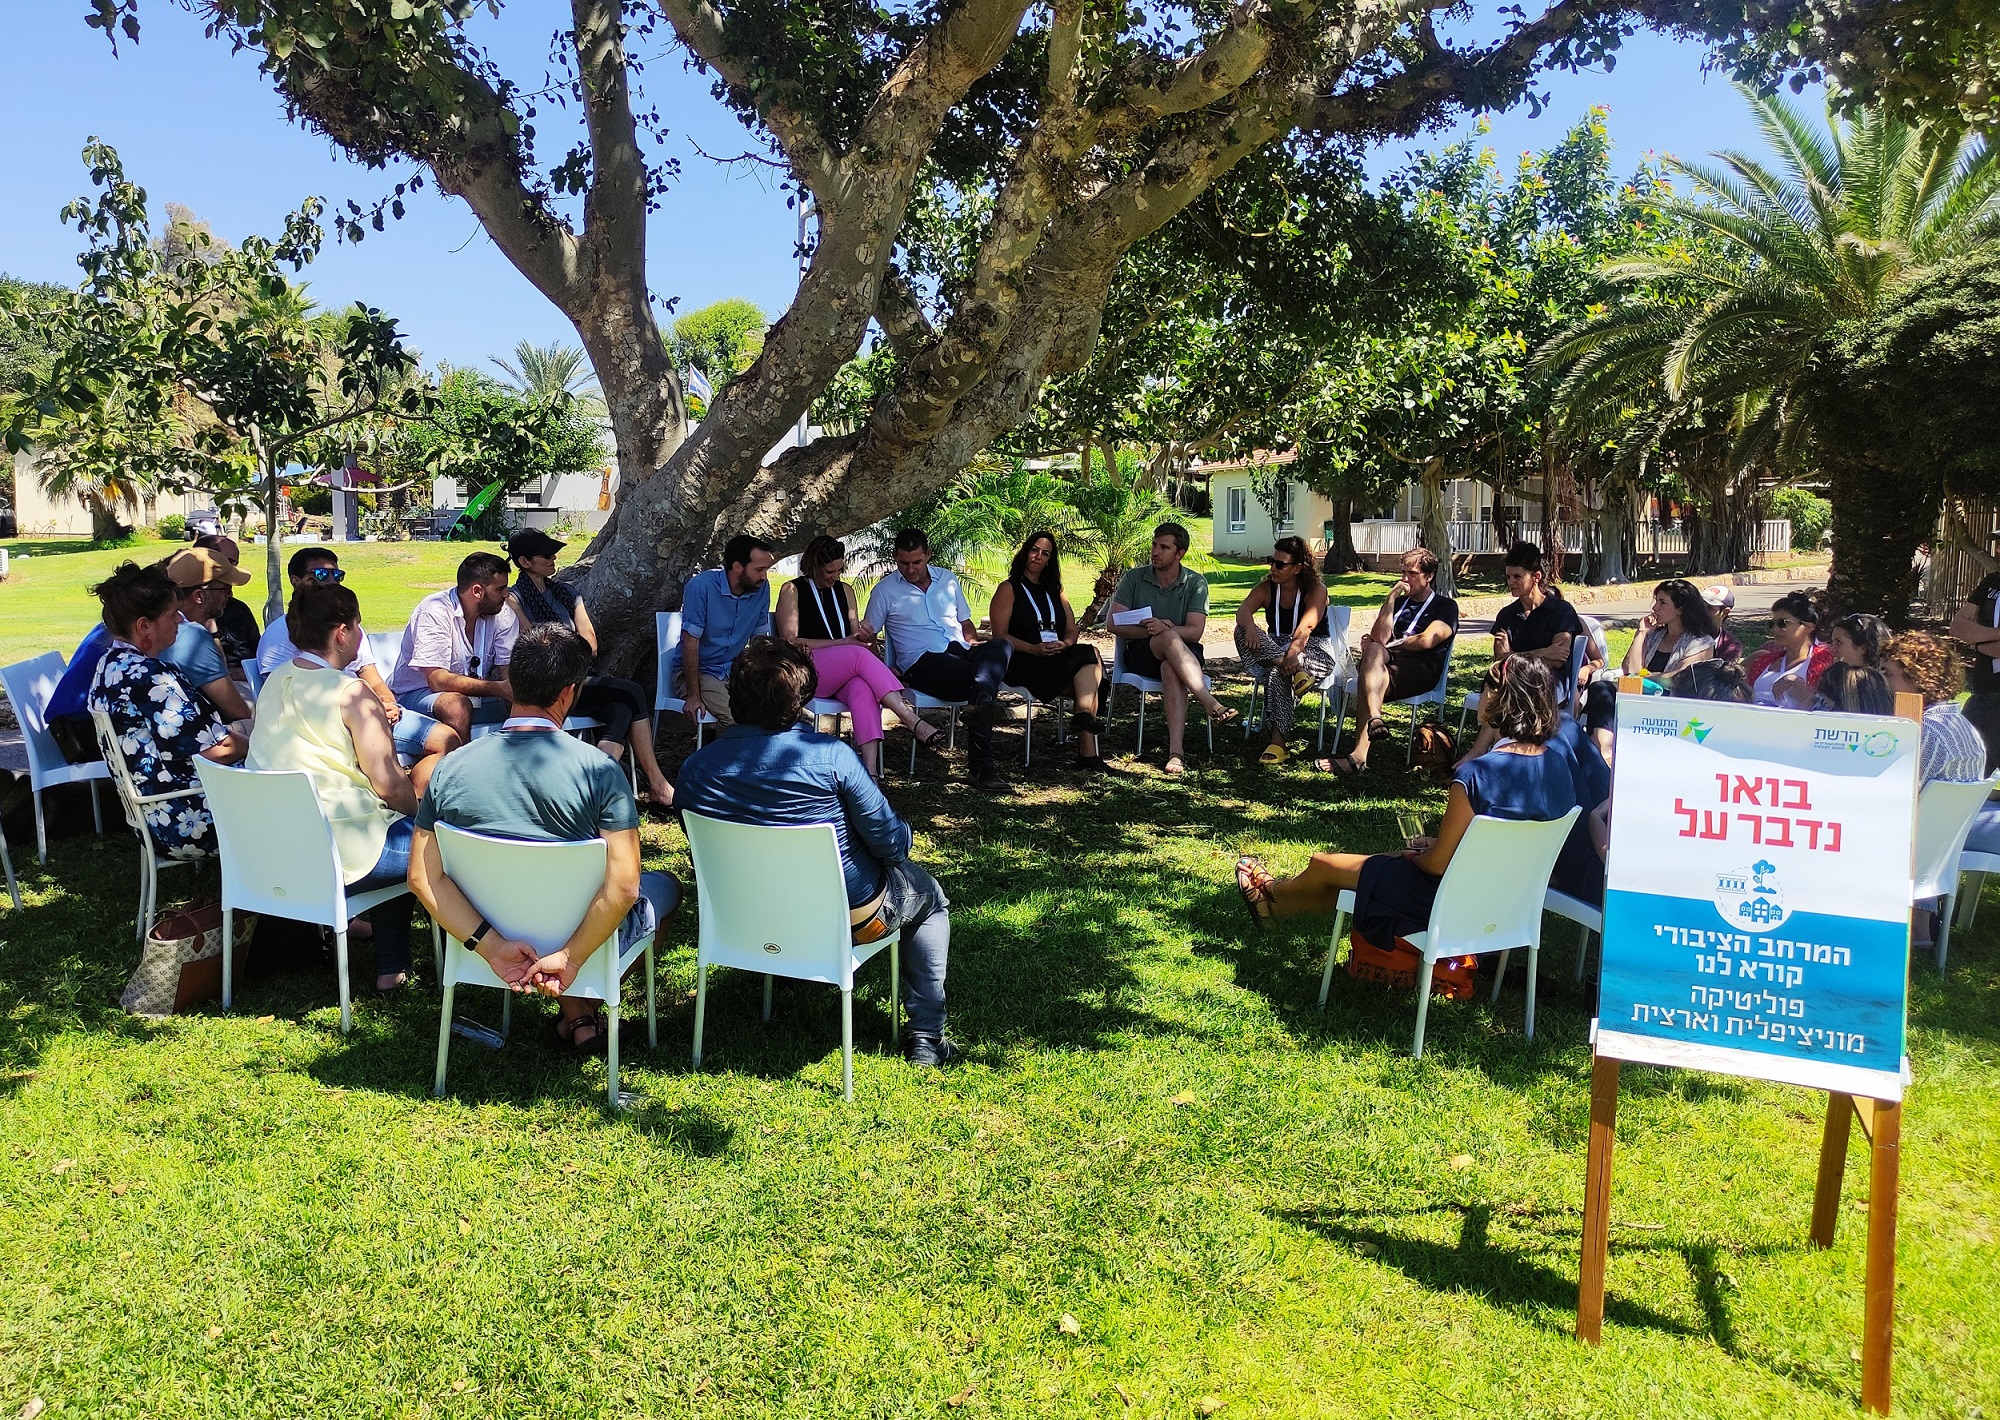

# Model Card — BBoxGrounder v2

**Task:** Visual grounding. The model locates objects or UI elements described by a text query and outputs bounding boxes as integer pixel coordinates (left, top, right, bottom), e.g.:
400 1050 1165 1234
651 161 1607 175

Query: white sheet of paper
1110 606 1154 627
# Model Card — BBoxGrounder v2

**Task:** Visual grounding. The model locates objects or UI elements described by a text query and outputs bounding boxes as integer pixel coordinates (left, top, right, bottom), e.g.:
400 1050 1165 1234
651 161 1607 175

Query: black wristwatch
464 918 493 951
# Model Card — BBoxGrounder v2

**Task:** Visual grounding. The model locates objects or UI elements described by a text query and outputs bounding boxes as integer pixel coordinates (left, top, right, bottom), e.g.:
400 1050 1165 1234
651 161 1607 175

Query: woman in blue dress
1236 656 1578 942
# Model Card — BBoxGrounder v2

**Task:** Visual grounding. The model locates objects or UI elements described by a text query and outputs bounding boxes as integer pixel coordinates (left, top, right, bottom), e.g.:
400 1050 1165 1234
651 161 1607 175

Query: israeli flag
686 366 714 403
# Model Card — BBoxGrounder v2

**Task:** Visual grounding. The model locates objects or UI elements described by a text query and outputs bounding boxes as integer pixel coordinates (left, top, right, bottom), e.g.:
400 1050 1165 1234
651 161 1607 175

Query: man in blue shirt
862 527 1012 794
675 636 959 1068
678 533 775 730
159 548 254 725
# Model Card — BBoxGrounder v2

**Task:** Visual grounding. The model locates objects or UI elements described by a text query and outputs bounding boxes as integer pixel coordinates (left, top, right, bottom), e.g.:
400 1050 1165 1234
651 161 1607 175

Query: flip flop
1259 743 1287 766
1291 670 1317 697
1235 856 1277 932
1163 755 1187 775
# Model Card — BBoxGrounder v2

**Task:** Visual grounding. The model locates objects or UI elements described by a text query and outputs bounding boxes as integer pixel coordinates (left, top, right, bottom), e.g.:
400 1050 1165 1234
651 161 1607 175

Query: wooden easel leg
1861 1100 1901 1415
1576 1054 1621 1344
1810 1091 1854 1250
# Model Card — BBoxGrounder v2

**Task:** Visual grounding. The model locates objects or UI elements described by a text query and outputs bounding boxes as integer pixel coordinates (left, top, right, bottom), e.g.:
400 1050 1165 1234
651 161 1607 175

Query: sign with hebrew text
1596 695 1917 1100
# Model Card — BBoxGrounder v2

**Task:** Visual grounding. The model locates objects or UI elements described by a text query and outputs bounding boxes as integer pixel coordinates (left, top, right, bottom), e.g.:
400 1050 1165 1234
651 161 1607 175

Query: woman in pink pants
775 536 943 778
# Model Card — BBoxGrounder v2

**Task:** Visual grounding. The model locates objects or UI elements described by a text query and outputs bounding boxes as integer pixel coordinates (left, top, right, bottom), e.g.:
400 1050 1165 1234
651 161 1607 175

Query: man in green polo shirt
1107 522 1239 773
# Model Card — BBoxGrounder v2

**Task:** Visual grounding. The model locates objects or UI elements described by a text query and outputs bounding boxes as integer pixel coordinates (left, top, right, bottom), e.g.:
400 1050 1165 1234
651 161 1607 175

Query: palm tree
1539 88 1999 609
491 341 604 415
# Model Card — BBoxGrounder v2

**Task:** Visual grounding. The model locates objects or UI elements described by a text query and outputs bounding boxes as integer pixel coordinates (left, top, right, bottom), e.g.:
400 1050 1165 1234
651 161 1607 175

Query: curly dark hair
1479 655 1559 745
1008 530 1063 592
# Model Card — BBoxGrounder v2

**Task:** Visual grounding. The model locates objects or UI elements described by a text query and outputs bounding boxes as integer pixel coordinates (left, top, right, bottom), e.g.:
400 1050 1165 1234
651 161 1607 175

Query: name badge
1039 630 1060 644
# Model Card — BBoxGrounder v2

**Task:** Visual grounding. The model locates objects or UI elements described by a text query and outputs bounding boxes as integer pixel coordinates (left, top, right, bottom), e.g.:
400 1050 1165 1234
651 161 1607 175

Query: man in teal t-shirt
1106 522 1237 773
411 623 681 1057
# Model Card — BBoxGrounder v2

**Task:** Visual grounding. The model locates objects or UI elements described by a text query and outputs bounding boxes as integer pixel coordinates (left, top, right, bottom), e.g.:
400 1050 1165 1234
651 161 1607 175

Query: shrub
156 512 187 539
1768 487 1831 551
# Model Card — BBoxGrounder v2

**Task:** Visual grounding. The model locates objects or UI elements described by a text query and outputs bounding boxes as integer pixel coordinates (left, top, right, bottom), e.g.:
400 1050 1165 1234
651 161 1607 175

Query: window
1226 486 1247 534
1276 482 1296 531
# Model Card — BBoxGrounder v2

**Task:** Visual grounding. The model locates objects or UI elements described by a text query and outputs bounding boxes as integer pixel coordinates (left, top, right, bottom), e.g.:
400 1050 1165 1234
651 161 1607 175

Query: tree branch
875 264 938 357
654 0 839 191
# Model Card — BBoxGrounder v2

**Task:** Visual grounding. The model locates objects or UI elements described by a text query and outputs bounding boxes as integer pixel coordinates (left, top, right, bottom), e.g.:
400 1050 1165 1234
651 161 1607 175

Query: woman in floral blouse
85 561 248 860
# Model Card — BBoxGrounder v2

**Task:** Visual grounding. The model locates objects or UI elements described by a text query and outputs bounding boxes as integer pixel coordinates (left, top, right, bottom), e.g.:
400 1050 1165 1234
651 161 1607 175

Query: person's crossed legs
1344 638 1393 766
1142 628 1230 770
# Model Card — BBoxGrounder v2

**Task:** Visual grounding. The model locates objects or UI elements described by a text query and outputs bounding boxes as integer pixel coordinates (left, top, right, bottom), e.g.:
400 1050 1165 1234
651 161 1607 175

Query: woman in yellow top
247 582 444 994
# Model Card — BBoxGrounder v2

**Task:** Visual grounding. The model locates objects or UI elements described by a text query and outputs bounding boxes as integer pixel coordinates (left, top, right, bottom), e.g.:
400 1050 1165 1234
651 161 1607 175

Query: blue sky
1 5 1799 374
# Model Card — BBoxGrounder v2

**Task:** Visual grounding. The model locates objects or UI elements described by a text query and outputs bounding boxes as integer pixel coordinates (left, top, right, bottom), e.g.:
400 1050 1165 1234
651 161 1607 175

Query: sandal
1259 742 1287 766
1163 755 1187 776
1316 753 1369 777
1210 705 1241 728
1366 718 1390 744
1291 670 1317 697
374 971 410 997
913 722 946 751
1235 856 1278 932
555 1009 610 1057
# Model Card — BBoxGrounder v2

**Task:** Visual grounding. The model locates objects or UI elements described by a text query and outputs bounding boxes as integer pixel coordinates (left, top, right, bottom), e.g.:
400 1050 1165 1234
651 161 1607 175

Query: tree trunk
1418 459 1454 598
1826 457 1938 626
1323 497 1361 574
259 440 286 623
89 498 126 544
1592 494 1634 586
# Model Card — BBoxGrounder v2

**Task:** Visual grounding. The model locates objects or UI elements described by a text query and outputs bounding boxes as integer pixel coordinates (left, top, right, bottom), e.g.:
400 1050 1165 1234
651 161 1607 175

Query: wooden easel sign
1579 685 1920 1413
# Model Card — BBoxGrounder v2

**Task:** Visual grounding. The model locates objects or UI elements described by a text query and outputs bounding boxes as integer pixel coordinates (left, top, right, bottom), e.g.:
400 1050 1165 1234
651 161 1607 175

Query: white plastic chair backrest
89 705 153 832
681 811 855 985
655 610 683 709
1 652 68 789
1563 627 1589 706
242 656 264 699
433 822 608 953
1401 634 1454 705
194 762 349 925
1912 775 1999 898
366 630 403 683
1426 807 1582 951
1110 633 1147 685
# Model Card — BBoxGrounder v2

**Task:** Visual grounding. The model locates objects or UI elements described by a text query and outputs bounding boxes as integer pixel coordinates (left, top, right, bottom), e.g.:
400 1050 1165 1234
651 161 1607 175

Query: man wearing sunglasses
257 547 461 762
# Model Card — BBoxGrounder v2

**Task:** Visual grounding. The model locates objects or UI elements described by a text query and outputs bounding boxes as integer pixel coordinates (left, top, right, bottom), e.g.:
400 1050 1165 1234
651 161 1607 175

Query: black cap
505 529 567 562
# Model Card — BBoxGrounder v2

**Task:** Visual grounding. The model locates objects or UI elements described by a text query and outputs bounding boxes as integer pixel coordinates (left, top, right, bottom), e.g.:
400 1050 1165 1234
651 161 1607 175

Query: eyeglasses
1769 617 1797 630
1268 557 1297 569
308 567 346 583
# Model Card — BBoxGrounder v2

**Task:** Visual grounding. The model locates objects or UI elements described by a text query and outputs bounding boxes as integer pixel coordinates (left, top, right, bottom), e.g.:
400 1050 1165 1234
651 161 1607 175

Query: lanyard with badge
811 582 848 640
1022 582 1061 644
455 600 491 677
1274 587 1304 638
1392 590 1435 644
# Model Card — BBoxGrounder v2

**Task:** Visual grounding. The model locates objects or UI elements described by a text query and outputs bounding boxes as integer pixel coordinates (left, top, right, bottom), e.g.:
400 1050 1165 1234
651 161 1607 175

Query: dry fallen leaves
457 1218 473 1236
1058 1313 1082 1336
945 1385 975 1408
50 1159 75 1176
204 1326 224 1341
1113 1383 1134 1407
1167 1090 1197 1107
1449 1154 1474 1171
1354 1240 1381 1258
20 1400 44 1420
109 1184 129 1197
1196 1396 1226 1416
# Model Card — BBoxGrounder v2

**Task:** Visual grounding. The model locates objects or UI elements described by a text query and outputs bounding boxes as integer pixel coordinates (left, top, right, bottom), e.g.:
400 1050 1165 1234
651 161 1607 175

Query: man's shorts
390 707 444 759
396 688 508 727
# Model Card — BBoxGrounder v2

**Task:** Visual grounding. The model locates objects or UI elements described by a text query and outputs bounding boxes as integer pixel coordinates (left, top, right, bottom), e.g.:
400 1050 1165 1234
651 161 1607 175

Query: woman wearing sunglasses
1743 592 1832 707
1233 536 1341 765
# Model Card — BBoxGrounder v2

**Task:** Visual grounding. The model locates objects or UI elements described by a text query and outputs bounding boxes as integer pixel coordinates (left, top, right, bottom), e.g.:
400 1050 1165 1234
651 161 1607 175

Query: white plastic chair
90 706 209 942
1 652 109 861
1913 774 1999 972
880 629 966 774
1332 637 1456 768
653 611 718 749
1106 635 1217 756
195 761 434 1035
682 812 900 1101
1950 798 2000 931
240 656 265 700
1243 606 1353 752
1544 887 1603 984
1319 808 1580 1057
431 823 659 1107
0 805 16 910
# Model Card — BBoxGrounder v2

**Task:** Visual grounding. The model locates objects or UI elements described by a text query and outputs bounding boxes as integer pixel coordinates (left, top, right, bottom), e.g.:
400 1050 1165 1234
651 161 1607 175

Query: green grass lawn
1 625 1995 1416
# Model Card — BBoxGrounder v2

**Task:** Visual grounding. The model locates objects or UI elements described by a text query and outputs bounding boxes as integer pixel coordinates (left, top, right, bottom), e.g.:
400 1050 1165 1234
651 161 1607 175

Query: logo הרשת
1680 718 1712 744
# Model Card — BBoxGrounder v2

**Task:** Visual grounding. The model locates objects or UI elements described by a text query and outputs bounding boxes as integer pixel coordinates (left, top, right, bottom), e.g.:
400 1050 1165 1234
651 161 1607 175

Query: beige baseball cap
164 547 251 589
1700 583 1735 611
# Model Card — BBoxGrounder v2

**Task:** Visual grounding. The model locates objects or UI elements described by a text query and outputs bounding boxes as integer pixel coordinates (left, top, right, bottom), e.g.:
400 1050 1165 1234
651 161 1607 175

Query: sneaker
905 1035 964 1068
969 765 1009 794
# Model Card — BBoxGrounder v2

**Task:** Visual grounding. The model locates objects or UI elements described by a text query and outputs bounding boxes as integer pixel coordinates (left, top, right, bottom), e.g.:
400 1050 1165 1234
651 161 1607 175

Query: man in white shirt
258 546 461 762
863 528 1012 794
390 551 520 740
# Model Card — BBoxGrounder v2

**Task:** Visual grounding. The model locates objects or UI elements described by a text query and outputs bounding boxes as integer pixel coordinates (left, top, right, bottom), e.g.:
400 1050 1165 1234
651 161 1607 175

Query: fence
1347 519 1790 561
1922 502 2000 617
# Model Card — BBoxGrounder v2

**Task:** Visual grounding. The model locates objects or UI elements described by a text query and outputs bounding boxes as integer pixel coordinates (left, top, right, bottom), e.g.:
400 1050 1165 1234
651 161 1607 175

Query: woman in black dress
503 529 674 812
990 531 1107 770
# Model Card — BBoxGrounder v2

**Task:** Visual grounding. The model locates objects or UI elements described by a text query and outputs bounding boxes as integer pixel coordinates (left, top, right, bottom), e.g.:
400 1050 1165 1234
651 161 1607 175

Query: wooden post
1862 1100 1901 1414
1576 1054 1621 1344
1810 1092 1854 1249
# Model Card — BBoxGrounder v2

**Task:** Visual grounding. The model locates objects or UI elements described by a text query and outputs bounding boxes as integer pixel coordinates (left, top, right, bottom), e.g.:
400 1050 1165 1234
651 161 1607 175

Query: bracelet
464 917 493 951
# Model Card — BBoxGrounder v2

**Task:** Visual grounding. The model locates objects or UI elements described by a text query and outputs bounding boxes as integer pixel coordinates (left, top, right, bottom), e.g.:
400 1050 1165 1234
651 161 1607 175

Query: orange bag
1345 928 1478 1000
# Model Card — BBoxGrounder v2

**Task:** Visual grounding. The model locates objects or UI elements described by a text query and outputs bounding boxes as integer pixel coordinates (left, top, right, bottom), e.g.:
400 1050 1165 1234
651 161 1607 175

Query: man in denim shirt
675 637 960 1068
678 533 776 730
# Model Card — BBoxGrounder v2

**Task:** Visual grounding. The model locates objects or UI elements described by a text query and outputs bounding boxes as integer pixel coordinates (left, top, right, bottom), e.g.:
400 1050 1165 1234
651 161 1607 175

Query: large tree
94 0 2000 669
